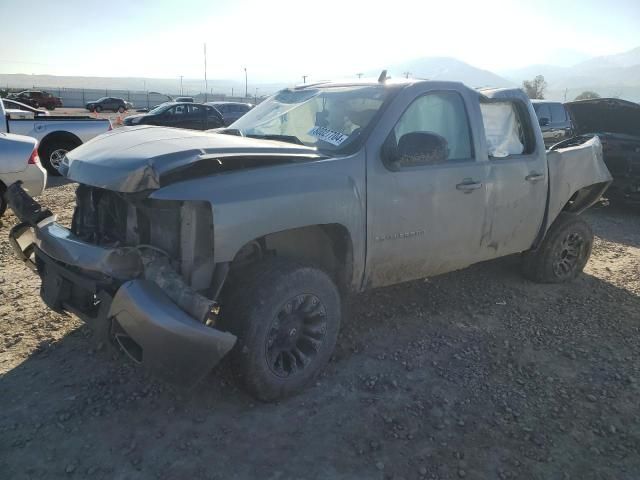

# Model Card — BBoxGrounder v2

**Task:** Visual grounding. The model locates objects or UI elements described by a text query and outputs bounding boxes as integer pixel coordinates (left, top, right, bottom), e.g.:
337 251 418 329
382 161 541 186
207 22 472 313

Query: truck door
478 99 548 260
365 86 489 288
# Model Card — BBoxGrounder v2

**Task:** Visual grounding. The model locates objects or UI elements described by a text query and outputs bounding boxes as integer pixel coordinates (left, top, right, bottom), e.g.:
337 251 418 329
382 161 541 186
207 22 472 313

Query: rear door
365 85 489 287
479 99 548 259
187 104 205 129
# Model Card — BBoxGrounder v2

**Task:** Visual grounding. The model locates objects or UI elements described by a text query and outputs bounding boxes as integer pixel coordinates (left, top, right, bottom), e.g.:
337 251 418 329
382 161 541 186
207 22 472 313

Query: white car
0 133 47 217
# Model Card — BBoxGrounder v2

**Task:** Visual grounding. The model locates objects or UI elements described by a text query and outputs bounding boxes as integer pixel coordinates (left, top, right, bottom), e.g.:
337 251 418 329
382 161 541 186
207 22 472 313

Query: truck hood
61 126 323 192
565 98 640 138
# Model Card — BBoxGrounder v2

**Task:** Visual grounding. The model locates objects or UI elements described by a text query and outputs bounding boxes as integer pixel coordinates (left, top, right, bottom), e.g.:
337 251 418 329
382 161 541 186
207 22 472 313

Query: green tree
522 75 548 100
574 91 601 101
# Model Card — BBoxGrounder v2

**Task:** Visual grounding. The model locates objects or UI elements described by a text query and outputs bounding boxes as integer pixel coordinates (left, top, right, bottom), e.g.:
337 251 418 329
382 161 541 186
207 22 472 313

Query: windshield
149 103 170 114
229 85 389 152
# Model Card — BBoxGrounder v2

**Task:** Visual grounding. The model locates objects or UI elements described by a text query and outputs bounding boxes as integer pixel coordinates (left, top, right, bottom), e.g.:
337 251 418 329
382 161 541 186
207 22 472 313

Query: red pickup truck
7 90 63 110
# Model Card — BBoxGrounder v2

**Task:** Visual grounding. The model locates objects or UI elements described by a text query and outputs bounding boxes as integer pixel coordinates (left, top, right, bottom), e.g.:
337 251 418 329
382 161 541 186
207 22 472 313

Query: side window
215 104 227 114
550 103 567 124
189 104 202 116
392 91 472 164
207 107 221 118
174 105 187 115
165 107 176 116
480 101 528 158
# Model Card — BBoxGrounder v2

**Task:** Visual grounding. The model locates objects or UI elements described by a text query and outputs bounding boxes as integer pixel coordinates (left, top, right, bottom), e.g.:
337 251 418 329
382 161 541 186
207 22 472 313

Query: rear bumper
6 183 236 387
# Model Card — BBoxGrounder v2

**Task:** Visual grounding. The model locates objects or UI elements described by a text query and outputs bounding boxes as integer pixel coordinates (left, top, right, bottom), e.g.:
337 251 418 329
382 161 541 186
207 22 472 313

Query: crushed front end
6 182 236 387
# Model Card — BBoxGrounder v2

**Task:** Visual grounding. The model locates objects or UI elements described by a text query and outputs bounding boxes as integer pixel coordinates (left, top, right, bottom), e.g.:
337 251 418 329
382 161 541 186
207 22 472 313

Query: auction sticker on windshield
308 126 349 146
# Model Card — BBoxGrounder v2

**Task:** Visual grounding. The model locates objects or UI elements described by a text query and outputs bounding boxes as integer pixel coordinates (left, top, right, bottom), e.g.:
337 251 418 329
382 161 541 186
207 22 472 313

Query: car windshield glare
229 85 389 152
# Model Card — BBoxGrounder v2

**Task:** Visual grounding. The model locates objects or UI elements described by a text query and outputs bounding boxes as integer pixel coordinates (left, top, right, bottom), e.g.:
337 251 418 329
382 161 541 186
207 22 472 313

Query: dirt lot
1 182 639 480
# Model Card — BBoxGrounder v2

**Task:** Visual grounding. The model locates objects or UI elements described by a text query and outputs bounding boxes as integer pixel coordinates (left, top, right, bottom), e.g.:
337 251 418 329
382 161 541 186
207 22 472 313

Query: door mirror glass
386 131 449 169
538 117 550 127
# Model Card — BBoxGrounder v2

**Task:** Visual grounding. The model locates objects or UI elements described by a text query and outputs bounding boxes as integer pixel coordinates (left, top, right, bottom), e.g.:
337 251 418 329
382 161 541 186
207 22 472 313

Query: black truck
533 98 640 203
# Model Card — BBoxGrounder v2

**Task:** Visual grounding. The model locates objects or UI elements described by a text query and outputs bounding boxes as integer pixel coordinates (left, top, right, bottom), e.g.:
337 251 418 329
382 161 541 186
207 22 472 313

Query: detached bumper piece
6 183 236 387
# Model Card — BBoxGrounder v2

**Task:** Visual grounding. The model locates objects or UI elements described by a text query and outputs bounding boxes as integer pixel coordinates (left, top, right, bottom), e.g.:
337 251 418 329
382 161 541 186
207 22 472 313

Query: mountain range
2 47 639 102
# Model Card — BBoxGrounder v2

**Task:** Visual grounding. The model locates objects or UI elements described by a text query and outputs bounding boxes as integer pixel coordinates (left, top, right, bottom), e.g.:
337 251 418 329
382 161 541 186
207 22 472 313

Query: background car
0 132 47 217
123 102 224 130
206 101 254 126
7 90 62 110
86 97 132 113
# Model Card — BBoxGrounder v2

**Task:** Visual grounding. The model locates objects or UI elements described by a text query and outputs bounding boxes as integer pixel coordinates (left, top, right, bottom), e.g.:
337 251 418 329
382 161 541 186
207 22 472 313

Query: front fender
150 153 367 283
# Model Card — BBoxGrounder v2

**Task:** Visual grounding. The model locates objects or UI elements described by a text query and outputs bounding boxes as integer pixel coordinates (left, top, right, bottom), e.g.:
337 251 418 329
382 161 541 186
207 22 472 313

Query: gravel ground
0 183 639 480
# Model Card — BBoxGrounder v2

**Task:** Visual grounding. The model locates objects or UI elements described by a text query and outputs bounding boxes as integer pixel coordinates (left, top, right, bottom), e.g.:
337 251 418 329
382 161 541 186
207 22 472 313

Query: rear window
550 103 567 123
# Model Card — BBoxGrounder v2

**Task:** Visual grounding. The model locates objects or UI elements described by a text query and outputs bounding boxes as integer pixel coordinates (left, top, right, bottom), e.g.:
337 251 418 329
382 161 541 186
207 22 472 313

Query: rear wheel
95 105 102 113
46 105 55 111
118 106 125 113
522 213 593 283
39 138 80 176
222 258 341 401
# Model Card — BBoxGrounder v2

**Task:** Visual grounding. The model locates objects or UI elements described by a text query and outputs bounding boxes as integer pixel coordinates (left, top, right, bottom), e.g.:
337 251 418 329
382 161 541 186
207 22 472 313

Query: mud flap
108 280 236 387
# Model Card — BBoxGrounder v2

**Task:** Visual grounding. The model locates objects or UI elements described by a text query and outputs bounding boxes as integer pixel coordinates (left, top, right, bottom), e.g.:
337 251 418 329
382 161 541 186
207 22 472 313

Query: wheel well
38 131 82 154
231 224 354 292
562 181 610 214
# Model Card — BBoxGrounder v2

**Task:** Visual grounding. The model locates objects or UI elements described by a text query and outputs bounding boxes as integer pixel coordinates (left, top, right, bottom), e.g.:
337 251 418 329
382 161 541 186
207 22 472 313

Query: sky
1 0 639 83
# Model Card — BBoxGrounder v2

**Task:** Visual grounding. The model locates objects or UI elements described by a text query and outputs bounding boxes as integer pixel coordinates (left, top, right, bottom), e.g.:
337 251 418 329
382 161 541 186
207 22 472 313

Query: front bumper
6 183 236 387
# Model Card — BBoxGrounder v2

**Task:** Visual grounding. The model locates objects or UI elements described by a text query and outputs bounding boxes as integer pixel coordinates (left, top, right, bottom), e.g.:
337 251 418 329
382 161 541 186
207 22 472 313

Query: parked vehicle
2 98 50 117
0 133 46 217
86 97 133 113
7 90 63 110
533 98 640 203
123 102 224 130
1 99 112 174
7 79 611 400
206 101 254 126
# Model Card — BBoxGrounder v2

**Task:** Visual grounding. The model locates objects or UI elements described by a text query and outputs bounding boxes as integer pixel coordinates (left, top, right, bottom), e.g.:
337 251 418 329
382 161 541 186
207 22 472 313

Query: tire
46 105 55 111
221 258 341 401
118 106 125 113
522 212 593 283
88 105 95 112
39 138 80 176
95 105 102 113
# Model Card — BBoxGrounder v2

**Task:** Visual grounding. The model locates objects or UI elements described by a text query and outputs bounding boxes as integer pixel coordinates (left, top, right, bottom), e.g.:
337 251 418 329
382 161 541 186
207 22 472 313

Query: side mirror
538 117 550 127
385 131 449 169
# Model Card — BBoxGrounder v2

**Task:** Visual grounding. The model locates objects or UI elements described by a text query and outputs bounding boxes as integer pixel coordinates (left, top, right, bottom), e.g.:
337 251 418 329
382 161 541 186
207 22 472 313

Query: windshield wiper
246 134 304 146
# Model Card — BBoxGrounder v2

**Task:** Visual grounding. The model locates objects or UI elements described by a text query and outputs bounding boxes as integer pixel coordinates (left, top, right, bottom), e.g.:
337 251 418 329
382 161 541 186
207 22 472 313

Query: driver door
365 88 489 287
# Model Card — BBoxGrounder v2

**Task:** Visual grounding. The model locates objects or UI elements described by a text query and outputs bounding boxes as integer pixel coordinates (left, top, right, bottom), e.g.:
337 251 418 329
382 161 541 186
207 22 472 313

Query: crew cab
1 98 112 174
6 78 611 401
533 98 640 203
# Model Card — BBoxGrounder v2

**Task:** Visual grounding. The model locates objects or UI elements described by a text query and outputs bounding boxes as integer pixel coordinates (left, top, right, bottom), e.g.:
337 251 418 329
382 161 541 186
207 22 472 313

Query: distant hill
500 46 640 102
379 57 513 88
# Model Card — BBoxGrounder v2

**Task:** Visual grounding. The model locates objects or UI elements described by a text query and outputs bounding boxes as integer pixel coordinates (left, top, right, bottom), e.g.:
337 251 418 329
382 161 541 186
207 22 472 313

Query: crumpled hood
565 98 640 138
61 126 322 192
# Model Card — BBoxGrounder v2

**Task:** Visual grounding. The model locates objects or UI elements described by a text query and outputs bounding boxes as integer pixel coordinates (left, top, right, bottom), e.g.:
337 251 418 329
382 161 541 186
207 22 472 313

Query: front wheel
522 212 594 283
221 258 341 401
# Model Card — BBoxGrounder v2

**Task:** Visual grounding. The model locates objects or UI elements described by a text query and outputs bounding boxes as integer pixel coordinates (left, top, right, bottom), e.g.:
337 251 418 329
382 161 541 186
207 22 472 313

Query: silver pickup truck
6 78 612 400
1 98 112 174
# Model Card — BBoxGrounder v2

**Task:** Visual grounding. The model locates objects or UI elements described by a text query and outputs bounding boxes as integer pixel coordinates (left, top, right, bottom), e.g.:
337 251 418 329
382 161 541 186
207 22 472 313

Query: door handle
525 173 545 182
456 181 483 192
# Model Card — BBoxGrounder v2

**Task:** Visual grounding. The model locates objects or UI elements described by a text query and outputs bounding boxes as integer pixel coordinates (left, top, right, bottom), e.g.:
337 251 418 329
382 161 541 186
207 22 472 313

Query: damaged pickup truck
6 78 612 400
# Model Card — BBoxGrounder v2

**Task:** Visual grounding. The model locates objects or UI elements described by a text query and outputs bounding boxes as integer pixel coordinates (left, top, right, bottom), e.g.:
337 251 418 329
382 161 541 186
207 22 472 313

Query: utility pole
302 75 308 84
243 67 248 98
403 71 411 79
179 75 184 95
356 73 363 79
204 43 208 102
